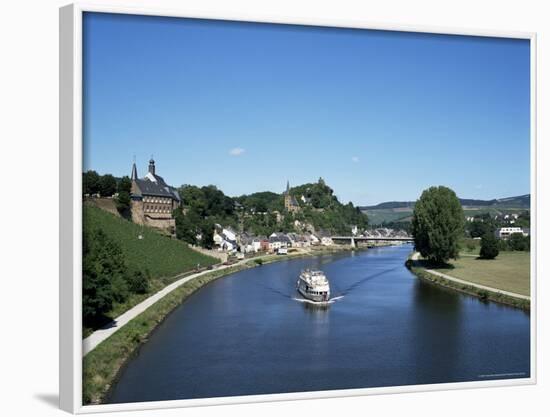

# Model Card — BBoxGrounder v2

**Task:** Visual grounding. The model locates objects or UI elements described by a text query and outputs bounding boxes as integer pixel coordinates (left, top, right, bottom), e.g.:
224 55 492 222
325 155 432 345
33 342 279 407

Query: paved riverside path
83 260 249 356
410 252 530 301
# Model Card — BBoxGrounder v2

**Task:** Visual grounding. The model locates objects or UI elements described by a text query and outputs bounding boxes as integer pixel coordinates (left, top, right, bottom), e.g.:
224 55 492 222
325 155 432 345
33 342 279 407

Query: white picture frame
60 2 537 413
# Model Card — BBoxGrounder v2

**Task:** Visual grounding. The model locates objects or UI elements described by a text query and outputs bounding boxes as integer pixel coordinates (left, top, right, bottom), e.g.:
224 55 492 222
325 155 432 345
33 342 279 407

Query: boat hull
296 279 330 302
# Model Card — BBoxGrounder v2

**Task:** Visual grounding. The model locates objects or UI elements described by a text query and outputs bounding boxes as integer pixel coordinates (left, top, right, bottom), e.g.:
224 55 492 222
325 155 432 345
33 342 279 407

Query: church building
130 158 181 234
284 180 300 213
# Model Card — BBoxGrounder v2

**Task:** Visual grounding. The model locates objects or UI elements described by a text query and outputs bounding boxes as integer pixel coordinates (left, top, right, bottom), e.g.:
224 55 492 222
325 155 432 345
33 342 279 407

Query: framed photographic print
59 2 537 413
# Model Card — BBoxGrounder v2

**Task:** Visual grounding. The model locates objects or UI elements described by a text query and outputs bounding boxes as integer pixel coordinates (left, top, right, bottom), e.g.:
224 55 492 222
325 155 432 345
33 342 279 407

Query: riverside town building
130 158 181 234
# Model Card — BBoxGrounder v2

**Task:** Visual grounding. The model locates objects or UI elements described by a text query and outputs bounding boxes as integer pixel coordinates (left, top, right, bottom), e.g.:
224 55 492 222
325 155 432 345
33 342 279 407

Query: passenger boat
296 269 330 302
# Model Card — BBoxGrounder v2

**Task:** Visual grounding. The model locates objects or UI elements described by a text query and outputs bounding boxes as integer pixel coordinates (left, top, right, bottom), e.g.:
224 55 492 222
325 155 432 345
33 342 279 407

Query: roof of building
131 164 181 201
288 195 299 206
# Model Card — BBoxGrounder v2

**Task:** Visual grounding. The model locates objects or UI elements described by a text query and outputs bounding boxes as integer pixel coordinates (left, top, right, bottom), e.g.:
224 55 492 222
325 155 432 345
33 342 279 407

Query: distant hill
84 204 217 278
361 194 530 211
361 194 530 225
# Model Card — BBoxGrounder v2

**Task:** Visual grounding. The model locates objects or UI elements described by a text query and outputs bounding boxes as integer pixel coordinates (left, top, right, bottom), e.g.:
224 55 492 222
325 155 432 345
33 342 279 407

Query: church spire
131 156 138 180
286 180 290 194
148 156 156 175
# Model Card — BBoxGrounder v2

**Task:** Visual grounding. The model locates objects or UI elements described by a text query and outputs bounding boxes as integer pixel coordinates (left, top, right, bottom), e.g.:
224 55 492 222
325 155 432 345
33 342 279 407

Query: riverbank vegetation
83 205 217 334
83 264 248 405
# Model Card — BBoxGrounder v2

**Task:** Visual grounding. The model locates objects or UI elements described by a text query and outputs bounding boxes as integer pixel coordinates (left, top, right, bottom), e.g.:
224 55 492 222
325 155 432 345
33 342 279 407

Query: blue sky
83 12 530 205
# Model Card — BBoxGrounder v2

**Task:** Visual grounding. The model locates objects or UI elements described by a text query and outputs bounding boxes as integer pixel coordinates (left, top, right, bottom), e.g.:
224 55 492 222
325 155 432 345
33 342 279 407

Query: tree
115 176 132 215
83 170 100 196
82 228 128 326
508 233 530 251
200 219 215 249
174 209 200 245
479 232 499 259
468 219 491 238
411 186 464 265
127 270 150 294
115 191 131 216
117 176 132 194
98 174 117 197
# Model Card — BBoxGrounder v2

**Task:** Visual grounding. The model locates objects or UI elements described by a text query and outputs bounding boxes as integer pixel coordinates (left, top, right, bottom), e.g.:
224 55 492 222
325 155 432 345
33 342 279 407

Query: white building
495 227 524 239
252 239 262 252
223 227 237 242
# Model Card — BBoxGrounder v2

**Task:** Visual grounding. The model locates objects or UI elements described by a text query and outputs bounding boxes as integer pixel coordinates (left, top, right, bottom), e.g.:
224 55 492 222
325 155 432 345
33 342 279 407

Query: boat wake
292 295 344 305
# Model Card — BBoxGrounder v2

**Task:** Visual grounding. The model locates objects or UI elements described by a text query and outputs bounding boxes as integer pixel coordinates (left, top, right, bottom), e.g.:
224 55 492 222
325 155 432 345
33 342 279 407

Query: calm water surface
107 245 530 403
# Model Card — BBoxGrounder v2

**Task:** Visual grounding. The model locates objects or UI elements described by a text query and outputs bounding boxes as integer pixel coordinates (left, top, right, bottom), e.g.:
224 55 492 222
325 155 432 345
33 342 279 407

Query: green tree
98 174 117 197
411 186 464 265
200 219 215 249
174 209 200 245
468 219 491 238
115 176 132 216
82 228 128 326
115 191 131 216
117 176 132 194
508 233 530 251
83 170 100 196
127 269 150 294
479 232 499 259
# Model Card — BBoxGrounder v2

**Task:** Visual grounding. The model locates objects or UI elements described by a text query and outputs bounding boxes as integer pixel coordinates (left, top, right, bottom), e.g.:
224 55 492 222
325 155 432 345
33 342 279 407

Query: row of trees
83 227 149 328
83 170 118 197
83 170 132 216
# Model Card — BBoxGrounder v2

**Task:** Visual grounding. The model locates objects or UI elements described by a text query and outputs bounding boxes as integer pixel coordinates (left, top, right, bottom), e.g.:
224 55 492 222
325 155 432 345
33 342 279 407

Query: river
106 244 530 404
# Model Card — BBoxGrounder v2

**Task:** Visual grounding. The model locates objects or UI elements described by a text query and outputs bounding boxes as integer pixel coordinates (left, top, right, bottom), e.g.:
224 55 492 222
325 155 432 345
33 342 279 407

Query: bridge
331 235 414 248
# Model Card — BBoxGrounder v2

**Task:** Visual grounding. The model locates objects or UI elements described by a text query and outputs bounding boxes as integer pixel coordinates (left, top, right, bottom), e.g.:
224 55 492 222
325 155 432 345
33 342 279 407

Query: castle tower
148 157 156 175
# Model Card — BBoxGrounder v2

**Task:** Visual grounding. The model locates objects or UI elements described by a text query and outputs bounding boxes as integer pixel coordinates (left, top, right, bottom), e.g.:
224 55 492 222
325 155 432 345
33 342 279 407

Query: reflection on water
106 245 530 404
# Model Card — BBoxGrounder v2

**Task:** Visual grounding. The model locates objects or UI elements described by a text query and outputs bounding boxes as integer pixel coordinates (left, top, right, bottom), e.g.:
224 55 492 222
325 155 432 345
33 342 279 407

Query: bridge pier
350 237 356 249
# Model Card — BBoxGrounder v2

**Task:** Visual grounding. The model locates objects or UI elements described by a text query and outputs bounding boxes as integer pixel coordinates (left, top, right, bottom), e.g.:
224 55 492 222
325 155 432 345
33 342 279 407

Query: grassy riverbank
83 264 247 405
432 251 530 296
407 252 530 310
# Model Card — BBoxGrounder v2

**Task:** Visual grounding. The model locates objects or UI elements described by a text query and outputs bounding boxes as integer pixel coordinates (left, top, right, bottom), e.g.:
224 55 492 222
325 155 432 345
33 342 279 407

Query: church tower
284 180 299 213
148 157 156 175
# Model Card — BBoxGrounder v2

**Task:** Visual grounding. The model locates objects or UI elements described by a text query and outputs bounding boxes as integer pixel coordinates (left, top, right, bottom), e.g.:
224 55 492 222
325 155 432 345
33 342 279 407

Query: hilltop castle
130 158 181 234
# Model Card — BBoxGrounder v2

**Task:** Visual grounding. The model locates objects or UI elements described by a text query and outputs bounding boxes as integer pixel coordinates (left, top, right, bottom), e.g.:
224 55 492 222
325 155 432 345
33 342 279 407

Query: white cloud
229 147 245 156
351 156 359 163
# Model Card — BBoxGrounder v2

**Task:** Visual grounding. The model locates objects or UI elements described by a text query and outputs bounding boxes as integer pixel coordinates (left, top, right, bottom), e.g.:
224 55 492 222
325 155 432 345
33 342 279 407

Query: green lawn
433 251 531 296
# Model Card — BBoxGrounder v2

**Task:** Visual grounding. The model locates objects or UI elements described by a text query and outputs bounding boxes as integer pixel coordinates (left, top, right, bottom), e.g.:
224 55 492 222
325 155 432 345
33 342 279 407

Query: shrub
479 232 499 259
127 270 150 294
508 233 530 251
115 191 131 216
